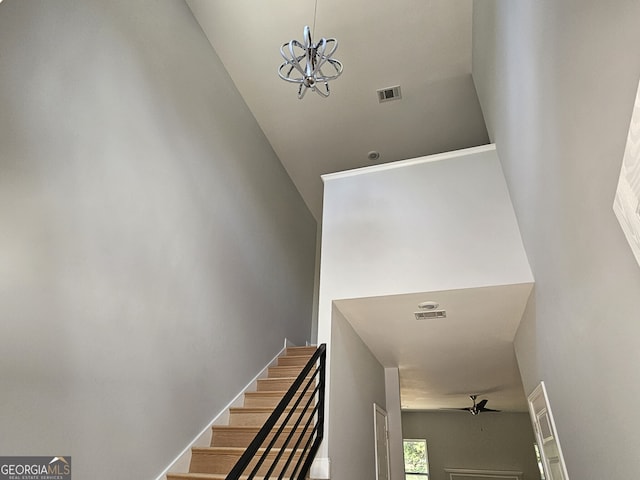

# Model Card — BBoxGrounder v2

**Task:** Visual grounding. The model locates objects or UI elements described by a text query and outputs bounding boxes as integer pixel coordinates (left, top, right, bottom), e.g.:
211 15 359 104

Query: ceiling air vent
414 309 447 320
377 85 402 103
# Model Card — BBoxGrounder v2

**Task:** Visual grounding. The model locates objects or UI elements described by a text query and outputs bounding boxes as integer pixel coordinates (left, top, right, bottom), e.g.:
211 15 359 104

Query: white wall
473 1 640 478
402 411 539 480
317 145 532 476
385 368 405 480
328 307 386 480
0 1 316 479
320 146 531 304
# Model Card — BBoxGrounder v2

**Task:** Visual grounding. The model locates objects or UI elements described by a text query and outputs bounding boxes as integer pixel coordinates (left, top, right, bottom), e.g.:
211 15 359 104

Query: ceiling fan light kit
458 394 501 416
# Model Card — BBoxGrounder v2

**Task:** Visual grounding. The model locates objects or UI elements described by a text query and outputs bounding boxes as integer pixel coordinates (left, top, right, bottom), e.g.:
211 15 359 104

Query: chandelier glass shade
278 26 343 99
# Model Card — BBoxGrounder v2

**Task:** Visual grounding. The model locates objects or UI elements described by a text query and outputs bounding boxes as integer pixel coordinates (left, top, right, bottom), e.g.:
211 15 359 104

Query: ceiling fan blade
479 407 501 412
476 399 488 409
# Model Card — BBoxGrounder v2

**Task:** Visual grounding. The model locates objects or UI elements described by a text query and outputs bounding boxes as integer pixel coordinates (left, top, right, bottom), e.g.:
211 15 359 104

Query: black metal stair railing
226 343 326 480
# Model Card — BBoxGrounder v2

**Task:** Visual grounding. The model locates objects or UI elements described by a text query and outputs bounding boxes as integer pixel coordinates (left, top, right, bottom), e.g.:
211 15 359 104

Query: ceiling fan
457 394 501 415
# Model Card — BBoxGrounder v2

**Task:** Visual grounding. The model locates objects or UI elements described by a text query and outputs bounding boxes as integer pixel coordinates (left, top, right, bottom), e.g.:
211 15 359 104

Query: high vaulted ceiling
186 1 530 413
187 0 489 220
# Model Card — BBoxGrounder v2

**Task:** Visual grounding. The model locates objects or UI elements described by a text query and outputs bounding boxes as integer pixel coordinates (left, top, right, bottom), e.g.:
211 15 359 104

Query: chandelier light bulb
278 26 343 99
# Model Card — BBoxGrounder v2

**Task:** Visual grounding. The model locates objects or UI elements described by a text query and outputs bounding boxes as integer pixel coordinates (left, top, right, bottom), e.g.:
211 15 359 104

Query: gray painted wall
328 306 387 480
402 411 539 480
473 1 640 478
0 1 316 479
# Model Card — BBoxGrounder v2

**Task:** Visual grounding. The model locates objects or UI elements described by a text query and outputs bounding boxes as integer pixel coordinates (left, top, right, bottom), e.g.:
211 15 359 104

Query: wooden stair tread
267 366 311 376
242 390 313 408
193 446 300 454
259 376 298 380
256 377 302 391
285 346 317 356
229 406 306 413
167 475 266 480
212 425 294 431
244 391 289 396
277 355 316 366
167 474 270 480
243 390 313 398
167 475 227 479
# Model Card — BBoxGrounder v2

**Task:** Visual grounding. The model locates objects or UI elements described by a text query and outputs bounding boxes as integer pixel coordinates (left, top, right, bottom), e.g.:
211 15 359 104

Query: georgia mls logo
0 456 71 479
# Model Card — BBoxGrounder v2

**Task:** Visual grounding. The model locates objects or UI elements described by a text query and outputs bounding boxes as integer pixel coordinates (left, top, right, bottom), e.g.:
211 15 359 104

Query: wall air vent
414 309 447 320
377 85 402 103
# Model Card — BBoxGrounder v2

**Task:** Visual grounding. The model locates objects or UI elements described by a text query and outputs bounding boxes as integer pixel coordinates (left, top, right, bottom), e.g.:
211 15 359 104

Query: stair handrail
226 343 326 480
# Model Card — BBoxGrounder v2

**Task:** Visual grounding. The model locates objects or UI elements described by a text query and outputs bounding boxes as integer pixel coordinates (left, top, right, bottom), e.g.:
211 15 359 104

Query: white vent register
377 85 402 103
415 310 447 320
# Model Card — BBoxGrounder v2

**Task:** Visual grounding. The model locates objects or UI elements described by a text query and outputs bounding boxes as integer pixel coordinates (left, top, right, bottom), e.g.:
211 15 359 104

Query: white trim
373 403 391 480
527 381 571 480
153 339 292 480
310 457 331 479
444 468 523 480
321 144 496 182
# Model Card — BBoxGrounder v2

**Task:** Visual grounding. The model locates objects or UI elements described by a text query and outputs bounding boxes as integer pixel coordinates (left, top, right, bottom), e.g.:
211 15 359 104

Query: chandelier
278 25 343 99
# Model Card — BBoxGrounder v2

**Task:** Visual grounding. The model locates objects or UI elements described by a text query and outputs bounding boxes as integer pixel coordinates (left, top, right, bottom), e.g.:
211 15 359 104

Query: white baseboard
310 457 331 479
154 339 292 480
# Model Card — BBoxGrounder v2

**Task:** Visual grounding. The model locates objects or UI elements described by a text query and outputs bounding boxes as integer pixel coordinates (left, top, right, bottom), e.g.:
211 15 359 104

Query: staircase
167 345 322 480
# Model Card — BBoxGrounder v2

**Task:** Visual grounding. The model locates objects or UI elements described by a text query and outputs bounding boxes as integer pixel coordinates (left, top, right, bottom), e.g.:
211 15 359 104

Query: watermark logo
0 456 71 479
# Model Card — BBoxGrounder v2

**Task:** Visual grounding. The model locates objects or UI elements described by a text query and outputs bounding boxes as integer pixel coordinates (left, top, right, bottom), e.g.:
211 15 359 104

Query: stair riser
257 378 298 391
285 346 317 357
212 428 313 448
267 366 310 378
229 410 313 427
277 356 312 367
244 392 313 408
243 392 284 408
190 451 303 475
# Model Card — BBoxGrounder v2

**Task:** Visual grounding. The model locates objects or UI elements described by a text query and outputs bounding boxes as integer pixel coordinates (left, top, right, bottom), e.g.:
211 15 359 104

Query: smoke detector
418 301 439 310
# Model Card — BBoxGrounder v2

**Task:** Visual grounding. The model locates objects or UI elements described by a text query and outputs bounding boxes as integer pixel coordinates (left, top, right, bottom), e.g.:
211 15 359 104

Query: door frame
374 403 391 480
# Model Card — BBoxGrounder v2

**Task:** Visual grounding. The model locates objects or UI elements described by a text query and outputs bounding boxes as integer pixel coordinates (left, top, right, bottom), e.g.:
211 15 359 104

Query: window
403 439 429 480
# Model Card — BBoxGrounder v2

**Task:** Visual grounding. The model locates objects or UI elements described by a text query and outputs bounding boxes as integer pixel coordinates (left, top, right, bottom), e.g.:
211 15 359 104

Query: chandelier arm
310 38 329 76
304 25 313 48
279 43 290 61
284 53 308 79
319 59 342 80
280 40 302 62
279 63 304 83
315 82 330 97
288 42 307 77
314 64 342 83
322 38 339 58
298 83 308 99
